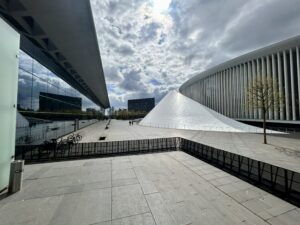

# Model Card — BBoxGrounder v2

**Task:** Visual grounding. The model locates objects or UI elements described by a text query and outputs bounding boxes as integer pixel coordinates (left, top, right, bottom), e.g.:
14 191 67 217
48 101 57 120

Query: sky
90 0 300 109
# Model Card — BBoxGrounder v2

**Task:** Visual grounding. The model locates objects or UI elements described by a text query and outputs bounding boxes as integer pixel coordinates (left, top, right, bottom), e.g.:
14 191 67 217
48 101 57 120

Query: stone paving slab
0 151 298 225
74 120 300 173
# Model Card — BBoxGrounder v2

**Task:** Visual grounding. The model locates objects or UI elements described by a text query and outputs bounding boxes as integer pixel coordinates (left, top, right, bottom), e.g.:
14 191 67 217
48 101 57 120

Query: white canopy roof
140 91 279 133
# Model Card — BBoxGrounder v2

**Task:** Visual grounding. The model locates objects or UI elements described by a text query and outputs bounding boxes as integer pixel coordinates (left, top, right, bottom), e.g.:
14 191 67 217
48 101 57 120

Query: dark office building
39 92 82 112
128 98 155 112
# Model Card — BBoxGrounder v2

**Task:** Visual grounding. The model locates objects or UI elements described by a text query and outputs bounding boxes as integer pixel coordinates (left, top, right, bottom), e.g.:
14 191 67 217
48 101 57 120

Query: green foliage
111 109 148 120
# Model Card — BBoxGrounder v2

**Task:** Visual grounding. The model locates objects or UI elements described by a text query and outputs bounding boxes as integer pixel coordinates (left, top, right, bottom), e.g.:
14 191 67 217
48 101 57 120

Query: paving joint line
167 152 273 225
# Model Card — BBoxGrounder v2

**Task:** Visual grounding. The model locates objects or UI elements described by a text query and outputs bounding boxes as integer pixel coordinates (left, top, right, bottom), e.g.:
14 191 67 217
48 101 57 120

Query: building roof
0 0 110 108
140 90 280 133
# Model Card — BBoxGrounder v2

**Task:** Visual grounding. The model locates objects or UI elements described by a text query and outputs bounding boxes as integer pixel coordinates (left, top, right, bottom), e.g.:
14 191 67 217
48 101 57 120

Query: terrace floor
0 151 299 225
69 120 300 173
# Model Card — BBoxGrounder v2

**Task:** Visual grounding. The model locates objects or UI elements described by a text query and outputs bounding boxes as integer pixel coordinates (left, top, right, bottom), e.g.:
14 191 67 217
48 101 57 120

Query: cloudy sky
91 0 300 109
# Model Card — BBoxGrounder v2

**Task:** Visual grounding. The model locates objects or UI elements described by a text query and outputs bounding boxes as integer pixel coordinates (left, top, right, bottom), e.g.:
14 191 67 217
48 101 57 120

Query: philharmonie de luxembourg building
179 36 300 124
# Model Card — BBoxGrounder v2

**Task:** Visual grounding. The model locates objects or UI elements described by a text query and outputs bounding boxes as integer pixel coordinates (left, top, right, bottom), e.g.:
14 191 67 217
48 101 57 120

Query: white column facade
180 39 300 123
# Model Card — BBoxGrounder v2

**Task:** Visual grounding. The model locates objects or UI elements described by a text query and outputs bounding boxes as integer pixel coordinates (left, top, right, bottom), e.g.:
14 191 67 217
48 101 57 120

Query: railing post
284 169 289 196
258 161 261 183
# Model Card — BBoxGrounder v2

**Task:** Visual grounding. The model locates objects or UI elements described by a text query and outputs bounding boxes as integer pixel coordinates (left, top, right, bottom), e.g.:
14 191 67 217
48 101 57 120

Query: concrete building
128 98 155 112
180 36 300 124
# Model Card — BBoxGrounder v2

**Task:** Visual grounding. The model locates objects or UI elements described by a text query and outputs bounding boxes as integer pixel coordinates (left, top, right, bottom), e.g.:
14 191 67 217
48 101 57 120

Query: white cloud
91 0 300 109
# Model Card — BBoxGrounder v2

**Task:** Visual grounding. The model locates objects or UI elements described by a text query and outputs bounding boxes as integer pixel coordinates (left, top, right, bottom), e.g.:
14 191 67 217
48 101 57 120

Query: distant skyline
91 0 300 109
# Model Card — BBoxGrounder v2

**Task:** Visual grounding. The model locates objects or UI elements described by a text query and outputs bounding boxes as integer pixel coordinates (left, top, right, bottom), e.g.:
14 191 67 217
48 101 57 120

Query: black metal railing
180 138 300 207
15 137 180 162
15 137 300 206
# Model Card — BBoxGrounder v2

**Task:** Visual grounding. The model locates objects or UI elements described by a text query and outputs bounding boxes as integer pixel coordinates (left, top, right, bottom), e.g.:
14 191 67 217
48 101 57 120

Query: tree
246 77 283 144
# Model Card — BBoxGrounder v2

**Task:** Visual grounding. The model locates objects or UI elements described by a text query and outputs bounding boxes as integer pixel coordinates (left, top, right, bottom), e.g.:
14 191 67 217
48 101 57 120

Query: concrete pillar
209 77 212 108
289 48 296 120
283 50 290 120
236 66 240 118
238 65 242 118
226 69 230 116
266 55 273 120
228 69 231 117
218 73 220 111
237 66 240 118
240 65 244 118
227 69 230 117
211 75 213 109
231 67 237 118
243 63 248 118
256 59 262 119
261 57 268 120
217 73 220 112
199 81 202 104
208 77 210 108
229 67 235 118
201 79 204 104
272 54 279 120
277 52 285 120
232 67 235 118
247 62 253 119
204 79 206 105
221 70 226 115
297 47 300 118
214 74 216 111
220 72 223 114
252 60 258 119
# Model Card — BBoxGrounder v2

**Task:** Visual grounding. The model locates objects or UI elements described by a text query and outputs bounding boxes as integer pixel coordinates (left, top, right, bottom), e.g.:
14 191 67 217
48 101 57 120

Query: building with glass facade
180 36 300 124
0 0 109 191
128 98 155 113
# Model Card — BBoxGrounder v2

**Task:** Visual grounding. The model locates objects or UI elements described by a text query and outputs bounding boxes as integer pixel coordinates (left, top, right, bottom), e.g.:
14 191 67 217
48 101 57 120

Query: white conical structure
140 90 278 133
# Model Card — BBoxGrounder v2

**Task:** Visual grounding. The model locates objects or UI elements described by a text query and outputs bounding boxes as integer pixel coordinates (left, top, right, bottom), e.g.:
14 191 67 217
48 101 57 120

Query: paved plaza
1 151 299 225
70 120 300 173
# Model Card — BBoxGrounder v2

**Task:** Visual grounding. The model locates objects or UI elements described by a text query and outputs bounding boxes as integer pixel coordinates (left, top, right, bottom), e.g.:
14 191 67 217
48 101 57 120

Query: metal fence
15 137 300 206
180 138 300 207
15 137 180 162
